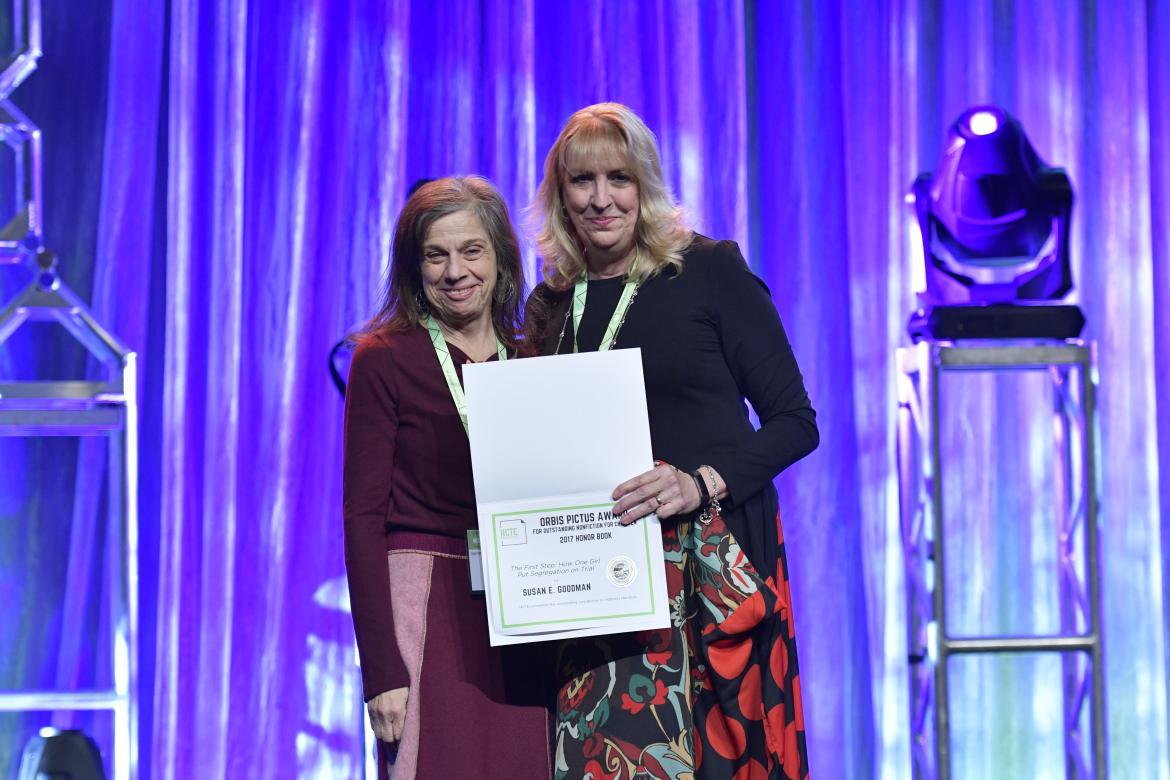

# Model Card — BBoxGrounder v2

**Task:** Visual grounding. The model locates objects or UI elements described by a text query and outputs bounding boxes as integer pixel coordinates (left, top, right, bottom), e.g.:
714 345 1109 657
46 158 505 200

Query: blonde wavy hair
533 103 692 289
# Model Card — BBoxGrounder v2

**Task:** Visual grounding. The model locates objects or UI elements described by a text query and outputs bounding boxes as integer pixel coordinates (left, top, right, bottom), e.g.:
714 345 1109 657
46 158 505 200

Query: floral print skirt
552 509 809 779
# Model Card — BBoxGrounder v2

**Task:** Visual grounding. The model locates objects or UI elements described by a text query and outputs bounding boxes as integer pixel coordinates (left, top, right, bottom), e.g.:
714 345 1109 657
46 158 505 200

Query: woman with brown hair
527 104 818 779
344 176 549 778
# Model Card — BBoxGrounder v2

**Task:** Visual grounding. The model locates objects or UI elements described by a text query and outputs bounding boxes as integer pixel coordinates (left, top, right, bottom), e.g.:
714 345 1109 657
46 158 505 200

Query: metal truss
0 263 139 780
0 0 43 263
896 340 1106 779
0 3 137 777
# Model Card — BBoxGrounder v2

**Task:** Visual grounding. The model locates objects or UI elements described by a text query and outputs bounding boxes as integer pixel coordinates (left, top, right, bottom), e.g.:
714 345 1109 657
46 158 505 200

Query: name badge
466 530 485 595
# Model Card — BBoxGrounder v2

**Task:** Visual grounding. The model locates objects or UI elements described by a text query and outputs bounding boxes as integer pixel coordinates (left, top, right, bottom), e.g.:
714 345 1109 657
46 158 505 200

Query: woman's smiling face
561 150 640 264
420 209 497 327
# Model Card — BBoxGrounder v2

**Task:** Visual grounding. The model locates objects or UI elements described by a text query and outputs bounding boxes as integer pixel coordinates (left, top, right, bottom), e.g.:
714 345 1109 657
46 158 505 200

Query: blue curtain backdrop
1 0 1168 777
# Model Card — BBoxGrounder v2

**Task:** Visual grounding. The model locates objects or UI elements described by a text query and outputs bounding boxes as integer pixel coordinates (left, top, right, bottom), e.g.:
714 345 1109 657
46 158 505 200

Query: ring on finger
653 494 665 508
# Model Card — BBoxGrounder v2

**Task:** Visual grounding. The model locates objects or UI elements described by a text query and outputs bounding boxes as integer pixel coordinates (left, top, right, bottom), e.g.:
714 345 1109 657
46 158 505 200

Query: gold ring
653 494 664 508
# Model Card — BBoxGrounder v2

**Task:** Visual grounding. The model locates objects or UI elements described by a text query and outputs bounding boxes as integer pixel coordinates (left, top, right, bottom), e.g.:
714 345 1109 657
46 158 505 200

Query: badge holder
466 530 485 595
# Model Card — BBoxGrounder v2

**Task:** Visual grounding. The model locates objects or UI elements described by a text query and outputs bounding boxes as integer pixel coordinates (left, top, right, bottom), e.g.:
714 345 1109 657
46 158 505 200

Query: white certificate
464 349 670 645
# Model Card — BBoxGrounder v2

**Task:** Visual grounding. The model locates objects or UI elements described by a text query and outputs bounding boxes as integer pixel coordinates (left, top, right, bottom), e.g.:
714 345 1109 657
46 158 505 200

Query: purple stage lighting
966 109 999 136
908 106 1083 341
912 106 1073 304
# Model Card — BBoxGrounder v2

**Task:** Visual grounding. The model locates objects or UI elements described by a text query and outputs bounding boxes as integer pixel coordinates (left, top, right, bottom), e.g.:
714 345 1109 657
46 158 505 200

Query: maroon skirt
381 530 551 779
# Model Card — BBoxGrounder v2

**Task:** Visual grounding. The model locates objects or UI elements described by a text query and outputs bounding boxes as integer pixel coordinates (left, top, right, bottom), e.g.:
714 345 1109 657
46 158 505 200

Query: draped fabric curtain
2 1 1167 777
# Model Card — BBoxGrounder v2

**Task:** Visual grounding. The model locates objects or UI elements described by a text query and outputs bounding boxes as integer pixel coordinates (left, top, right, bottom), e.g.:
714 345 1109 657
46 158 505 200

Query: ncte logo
499 518 527 546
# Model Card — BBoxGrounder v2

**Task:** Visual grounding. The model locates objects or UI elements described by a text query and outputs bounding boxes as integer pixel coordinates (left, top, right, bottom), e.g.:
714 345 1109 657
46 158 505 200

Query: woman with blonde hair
527 103 817 779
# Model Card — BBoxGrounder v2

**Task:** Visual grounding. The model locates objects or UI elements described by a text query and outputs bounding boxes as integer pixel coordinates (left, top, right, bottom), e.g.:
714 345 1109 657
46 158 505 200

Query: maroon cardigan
342 324 496 701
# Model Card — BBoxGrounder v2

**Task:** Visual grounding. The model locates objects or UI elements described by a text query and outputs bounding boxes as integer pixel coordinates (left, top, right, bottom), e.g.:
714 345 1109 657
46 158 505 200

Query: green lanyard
425 315 507 435
571 269 640 353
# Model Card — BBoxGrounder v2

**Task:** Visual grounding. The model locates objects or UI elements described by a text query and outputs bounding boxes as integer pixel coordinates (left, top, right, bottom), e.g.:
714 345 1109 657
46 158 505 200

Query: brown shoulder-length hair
361 176 525 347
531 102 692 291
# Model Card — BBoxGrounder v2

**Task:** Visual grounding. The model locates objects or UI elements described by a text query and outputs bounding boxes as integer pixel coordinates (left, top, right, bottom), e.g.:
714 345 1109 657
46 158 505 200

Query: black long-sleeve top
527 234 818 578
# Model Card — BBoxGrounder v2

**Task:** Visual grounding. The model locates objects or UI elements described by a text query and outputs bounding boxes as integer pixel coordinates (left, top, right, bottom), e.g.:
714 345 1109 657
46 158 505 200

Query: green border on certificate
491 501 659 629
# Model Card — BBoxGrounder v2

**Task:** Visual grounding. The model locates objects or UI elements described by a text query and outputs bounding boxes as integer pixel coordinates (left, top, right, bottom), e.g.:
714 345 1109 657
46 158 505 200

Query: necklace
556 266 641 354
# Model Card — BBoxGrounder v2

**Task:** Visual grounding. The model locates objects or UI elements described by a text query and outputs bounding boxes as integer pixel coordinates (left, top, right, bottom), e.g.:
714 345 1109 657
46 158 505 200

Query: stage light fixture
16 728 106 780
907 106 1085 341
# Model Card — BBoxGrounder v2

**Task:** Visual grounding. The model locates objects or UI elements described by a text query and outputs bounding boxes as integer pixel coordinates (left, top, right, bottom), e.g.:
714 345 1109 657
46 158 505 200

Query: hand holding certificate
463 349 670 645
